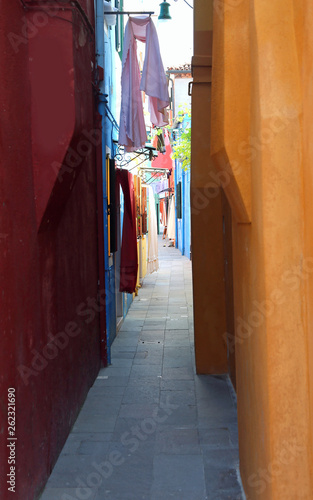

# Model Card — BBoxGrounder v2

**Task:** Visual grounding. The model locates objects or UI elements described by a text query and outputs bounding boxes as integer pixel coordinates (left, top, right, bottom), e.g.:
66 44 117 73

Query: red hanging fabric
116 169 138 293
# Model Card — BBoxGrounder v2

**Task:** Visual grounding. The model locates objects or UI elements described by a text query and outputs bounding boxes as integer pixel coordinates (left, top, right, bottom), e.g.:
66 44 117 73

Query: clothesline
114 11 154 16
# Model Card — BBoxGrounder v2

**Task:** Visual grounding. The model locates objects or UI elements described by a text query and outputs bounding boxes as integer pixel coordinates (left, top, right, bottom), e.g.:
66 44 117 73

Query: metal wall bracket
113 141 158 169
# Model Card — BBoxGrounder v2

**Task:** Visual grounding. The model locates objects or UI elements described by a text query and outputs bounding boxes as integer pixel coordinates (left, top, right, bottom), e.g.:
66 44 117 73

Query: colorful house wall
134 175 148 286
96 0 134 357
192 0 313 498
0 2 102 498
174 115 191 260
176 164 191 260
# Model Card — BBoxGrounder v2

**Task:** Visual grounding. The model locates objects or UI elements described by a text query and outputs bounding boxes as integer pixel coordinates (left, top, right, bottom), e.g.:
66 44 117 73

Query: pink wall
0 2 102 498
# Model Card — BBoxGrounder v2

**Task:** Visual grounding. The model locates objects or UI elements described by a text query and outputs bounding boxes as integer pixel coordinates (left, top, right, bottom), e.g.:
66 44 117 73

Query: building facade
174 114 191 260
0 2 103 498
192 1 313 498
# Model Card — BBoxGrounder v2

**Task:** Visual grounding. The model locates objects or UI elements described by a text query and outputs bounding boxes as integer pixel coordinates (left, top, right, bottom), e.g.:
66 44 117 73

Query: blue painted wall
183 168 191 260
174 115 191 260
95 1 132 361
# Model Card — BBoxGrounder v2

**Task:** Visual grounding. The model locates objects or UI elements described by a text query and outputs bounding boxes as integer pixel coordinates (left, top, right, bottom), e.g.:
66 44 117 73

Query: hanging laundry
118 16 170 151
159 198 167 227
116 169 138 293
147 186 159 274
167 195 176 241
153 129 166 154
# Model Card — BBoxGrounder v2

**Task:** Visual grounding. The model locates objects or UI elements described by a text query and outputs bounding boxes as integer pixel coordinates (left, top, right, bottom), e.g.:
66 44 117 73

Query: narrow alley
3 1 313 498
40 238 243 500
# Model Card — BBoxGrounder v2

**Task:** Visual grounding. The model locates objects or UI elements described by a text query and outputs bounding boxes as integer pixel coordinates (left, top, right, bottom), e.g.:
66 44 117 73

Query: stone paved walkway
40 238 244 500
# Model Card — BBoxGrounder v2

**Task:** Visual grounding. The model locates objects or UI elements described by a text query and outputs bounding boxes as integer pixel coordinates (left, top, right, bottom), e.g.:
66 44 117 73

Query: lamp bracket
113 141 158 169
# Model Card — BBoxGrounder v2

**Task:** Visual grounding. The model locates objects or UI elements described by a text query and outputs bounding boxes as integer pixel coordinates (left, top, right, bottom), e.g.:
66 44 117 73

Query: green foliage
171 108 191 171
172 124 191 170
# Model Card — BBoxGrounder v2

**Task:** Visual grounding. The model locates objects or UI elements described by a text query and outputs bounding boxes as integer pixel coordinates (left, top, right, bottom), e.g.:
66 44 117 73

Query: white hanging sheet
147 186 159 274
167 195 176 240
118 16 169 151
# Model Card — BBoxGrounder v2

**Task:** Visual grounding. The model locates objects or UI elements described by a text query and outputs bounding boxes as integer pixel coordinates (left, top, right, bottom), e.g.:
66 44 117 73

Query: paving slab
140 330 165 340
164 337 191 347
151 454 206 496
155 427 201 455
119 403 159 419
162 366 195 380
112 417 159 443
130 364 162 377
160 389 196 406
110 351 136 359
40 488 98 500
122 385 160 405
160 379 196 391
162 355 193 368
127 375 161 388
91 376 129 388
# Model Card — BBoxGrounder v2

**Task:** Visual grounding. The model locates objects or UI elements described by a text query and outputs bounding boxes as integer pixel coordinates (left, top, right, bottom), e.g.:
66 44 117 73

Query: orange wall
191 0 228 374
206 0 313 498
302 3 313 490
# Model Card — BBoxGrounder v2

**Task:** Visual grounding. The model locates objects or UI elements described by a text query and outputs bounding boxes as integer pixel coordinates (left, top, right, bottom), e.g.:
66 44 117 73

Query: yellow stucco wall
137 236 147 290
193 0 313 498
136 239 140 292
141 235 147 279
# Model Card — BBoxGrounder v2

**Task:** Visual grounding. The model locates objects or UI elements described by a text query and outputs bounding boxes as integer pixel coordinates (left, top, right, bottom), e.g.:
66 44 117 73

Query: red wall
0 2 101 498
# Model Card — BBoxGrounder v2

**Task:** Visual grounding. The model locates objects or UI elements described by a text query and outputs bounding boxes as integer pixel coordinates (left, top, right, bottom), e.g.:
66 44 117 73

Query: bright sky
123 0 193 69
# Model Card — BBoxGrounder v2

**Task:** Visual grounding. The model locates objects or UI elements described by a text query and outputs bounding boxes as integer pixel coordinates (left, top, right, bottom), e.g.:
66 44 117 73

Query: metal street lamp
158 0 172 20
158 0 193 21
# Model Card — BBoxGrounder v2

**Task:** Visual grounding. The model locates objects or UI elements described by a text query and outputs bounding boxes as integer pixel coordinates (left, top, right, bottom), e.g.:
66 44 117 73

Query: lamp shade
158 0 171 20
